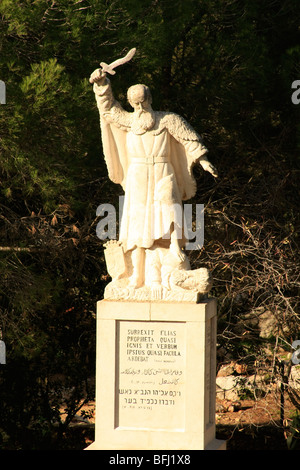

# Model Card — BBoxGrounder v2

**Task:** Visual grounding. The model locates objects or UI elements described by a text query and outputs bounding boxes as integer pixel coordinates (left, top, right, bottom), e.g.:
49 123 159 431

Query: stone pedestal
86 298 225 450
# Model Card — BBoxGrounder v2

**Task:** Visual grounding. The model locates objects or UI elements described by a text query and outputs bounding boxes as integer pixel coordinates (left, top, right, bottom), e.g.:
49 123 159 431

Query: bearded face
127 84 155 134
131 107 155 134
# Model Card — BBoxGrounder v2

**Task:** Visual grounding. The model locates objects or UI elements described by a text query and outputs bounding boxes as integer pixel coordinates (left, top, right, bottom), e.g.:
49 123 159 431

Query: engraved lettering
117 321 186 430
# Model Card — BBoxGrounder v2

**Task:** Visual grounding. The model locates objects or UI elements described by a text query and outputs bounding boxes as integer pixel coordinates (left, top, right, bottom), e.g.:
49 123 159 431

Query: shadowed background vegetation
0 0 299 449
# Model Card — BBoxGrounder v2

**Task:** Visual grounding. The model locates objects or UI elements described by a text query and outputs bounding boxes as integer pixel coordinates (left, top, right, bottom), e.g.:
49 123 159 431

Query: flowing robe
93 78 208 252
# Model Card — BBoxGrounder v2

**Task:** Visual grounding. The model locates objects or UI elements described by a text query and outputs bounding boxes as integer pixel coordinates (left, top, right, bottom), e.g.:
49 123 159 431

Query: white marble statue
90 49 218 301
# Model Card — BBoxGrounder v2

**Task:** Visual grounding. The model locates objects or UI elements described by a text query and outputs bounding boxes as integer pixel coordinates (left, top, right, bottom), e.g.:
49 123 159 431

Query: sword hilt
100 62 116 75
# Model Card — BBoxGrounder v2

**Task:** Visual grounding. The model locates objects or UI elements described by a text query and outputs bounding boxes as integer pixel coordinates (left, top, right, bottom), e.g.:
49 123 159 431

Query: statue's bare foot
128 275 142 289
151 282 163 300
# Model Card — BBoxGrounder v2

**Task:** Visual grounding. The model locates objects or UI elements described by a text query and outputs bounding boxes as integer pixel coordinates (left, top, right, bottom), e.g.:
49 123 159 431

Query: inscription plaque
116 321 186 431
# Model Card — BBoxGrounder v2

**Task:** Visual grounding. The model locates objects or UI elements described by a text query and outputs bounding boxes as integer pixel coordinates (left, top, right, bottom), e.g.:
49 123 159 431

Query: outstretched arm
164 112 218 178
198 156 218 177
180 139 218 177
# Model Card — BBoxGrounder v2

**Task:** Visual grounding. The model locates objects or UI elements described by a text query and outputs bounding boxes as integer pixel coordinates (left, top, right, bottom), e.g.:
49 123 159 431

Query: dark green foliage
0 0 299 449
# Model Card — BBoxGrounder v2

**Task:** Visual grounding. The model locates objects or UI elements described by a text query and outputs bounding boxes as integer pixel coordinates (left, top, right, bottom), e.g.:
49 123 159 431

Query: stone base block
87 298 226 451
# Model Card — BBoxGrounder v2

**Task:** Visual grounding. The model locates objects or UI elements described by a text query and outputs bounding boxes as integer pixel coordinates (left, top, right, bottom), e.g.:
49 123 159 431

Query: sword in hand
89 48 136 84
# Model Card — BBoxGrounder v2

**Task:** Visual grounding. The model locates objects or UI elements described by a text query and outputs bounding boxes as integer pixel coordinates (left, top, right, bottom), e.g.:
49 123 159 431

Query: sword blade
101 48 136 74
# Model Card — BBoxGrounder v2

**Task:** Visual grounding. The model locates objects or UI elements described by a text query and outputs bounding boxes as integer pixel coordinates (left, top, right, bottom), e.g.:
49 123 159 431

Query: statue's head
127 84 152 109
127 84 155 134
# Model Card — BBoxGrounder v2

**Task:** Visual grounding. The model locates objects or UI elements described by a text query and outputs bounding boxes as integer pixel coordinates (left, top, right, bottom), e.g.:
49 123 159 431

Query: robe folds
93 78 208 252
